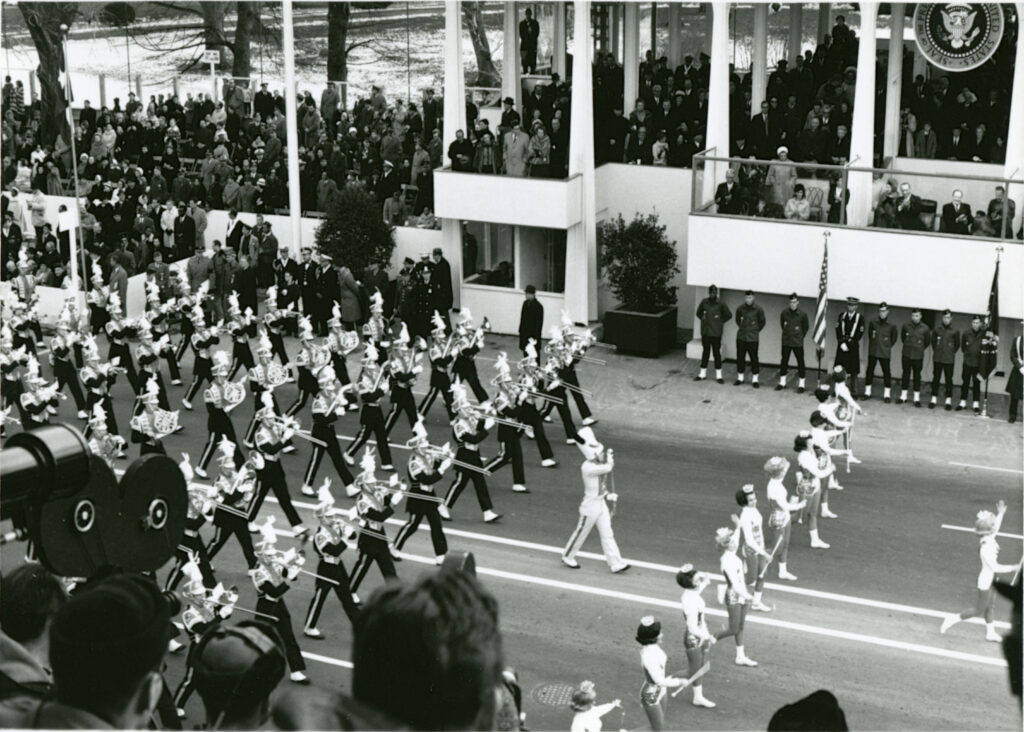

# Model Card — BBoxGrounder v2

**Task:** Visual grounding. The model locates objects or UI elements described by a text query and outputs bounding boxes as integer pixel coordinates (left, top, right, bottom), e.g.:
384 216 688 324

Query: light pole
60 23 85 294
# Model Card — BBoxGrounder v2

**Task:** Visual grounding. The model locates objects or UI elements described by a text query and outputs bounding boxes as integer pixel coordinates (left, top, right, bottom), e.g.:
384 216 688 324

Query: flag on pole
980 249 1001 378
985 254 1000 336
812 236 829 356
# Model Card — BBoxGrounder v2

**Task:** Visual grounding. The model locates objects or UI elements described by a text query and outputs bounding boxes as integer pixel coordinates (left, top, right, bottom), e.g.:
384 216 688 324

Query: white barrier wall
434 170 583 229
461 283 564 337
890 157 1008 216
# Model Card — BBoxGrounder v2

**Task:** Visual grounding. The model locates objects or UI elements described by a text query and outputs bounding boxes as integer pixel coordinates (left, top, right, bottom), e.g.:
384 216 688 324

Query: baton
298 568 340 586
198 597 277 621
670 663 712 697
757 534 787 579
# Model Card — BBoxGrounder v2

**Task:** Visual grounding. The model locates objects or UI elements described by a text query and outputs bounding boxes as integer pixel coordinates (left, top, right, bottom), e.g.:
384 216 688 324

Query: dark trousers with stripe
250 461 303 527
394 506 448 556
84 393 119 437
138 368 170 411
229 342 255 380
541 387 579 440
384 387 419 437
485 434 526 484
207 511 258 568
255 596 306 672
164 533 216 591
184 357 213 404
350 539 398 592
518 403 554 460
332 353 351 385
158 342 181 382
286 368 319 417
304 560 359 630
175 321 194 361
346 406 393 464
444 454 493 513
108 342 139 391
269 332 290 367
198 414 244 472
419 370 455 419
304 428 355 488
453 361 489 403
54 361 86 411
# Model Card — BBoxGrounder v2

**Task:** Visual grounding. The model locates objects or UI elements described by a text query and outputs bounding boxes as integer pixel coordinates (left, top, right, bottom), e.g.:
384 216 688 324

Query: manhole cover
531 682 577 707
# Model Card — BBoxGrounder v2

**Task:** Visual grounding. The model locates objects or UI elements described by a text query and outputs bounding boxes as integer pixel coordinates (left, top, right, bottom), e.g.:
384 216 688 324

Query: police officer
776 293 809 393
930 309 960 411
899 308 931 407
734 290 766 388
834 297 865 396
957 315 984 414
864 302 897 403
694 285 731 383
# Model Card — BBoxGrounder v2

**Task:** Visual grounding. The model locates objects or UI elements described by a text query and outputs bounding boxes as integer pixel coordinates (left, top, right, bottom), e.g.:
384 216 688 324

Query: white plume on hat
431 311 447 334
360 447 377 475
317 479 335 509
459 308 473 324
88 402 107 427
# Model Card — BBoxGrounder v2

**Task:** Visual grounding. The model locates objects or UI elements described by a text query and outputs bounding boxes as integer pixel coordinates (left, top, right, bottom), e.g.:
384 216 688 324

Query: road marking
948 462 1023 475
301 650 353 670
942 524 1024 540
394 551 1007 669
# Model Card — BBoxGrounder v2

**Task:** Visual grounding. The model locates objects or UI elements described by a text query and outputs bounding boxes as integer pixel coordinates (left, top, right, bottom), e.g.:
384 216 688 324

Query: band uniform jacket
780 308 810 348
960 328 984 368
406 458 445 514
696 298 732 338
932 323 960 364
735 303 766 343
900 321 932 360
867 318 898 359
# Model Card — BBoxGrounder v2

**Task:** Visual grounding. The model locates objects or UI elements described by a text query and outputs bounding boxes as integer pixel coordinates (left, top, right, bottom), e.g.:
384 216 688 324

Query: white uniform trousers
563 504 627 571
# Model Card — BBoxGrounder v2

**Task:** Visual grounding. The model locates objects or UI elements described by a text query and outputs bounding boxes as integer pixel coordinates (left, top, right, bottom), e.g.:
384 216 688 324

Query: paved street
3 332 1022 730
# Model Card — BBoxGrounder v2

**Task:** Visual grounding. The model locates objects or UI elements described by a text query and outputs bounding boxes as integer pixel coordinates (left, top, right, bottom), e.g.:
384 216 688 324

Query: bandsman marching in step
326 302 359 386
1 325 29 429
561 426 629 573
834 297 865 397
676 566 717 709
440 380 501 523
484 354 529 493
419 311 458 419
515 341 558 468
713 525 758 667
134 318 172 412
79 336 124 439
166 453 219 591
243 332 291 448
173 280 199 364
776 293 809 393
393 427 453 564
10 296 40 357
262 286 294 371
248 393 310 541
345 342 394 469
957 314 985 414
103 293 140 391
451 308 490 404
899 307 931 406
383 323 424 438
181 304 220 410
303 480 361 639
85 403 127 466
540 328 582 444
301 365 357 497
554 312 599 426
19 355 62 430
349 453 405 593
362 291 390 362
864 302 897 403
194 351 246 478
226 292 258 380
87 262 110 336
129 376 178 456
930 309 960 410
205 439 260 569
285 316 324 417
145 279 182 385
49 310 88 418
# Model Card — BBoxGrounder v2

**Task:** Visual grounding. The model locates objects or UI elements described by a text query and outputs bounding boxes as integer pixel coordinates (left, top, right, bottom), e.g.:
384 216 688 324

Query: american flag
812 236 829 356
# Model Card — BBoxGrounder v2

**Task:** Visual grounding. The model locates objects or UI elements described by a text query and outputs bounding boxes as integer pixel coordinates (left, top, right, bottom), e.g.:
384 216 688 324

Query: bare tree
326 2 391 108
18 2 80 148
462 1 499 86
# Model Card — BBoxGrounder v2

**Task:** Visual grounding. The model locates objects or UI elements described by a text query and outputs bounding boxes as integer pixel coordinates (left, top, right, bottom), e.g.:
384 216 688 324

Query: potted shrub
314 185 396 275
598 212 679 356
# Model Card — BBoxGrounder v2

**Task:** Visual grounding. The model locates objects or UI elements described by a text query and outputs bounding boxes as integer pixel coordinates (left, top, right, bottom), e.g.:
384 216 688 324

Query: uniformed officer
930 309 960 411
694 285 731 383
834 297 865 396
899 308 932 407
776 293 809 393
733 291 766 388
864 302 897 403
957 315 984 414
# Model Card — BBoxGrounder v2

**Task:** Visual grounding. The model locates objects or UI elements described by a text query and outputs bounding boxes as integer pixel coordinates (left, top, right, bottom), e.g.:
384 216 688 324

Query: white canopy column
552 1 567 77
282 0 302 256
503 2 522 110
566 0 597 324
623 1 640 114
1004 2 1024 235
882 3 905 160
668 3 681 67
611 3 621 60
788 3 803 64
702 1 731 204
442 0 467 308
751 3 769 111
817 2 830 43
846 1 879 227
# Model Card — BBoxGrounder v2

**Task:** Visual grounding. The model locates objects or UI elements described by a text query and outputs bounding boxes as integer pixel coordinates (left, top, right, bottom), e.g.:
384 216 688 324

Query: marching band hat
846 296 859 305
635 616 662 644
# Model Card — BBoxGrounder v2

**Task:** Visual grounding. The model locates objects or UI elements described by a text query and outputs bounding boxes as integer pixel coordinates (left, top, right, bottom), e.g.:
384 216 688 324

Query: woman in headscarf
766 146 798 206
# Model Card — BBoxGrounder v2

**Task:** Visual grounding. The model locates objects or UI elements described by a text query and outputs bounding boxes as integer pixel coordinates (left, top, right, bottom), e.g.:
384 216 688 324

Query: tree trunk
231 1 259 81
201 1 228 56
18 3 77 149
462 1 499 86
327 2 350 107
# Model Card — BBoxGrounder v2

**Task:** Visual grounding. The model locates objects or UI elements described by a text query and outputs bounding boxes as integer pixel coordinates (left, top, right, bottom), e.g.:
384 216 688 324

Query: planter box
603 307 677 357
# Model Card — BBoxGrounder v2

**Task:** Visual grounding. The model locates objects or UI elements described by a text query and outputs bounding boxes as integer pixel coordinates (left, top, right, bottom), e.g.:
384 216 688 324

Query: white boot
777 375 787 390
863 385 872 398
483 509 502 523
899 389 908 403
809 530 830 549
735 646 758 666
715 368 723 383
939 615 960 634
301 484 315 496
438 505 451 520
750 591 772 612
883 387 891 401
797 377 806 392
290 671 309 684
986 623 1002 642
913 390 921 405
696 367 707 380
820 503 839 519
692 685 716 708
778 562 798 581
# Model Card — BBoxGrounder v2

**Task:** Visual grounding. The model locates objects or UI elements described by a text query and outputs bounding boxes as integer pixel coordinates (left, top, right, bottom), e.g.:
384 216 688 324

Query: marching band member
362 291 390 361
676 566 717 708
285 316 323 417
735 484 774 612
326 302 358 387
173 280 197 364
793 430 836 549
130 376 176 456
226 292 257 379
540 328 582 444
393 427 453 564
248 393 310 541
1 325 29 427
19 355 61 430
484 353 529 493
561 426 629 572
941 501 1021 642
569 680 621 732
250 521 310 684
303 480 361 638
104 293 140 391
10 298 39 357
195 351 246 478
87 262 109 336
134 319 172 412
243 333 292 450
451 308 490 404
382 323 423 438
165 454 218 591
349 478 403 594
764 457 804 581
516 340 558 468
146 279 182 385
49 311 88 418
205 439 260 569
419 311 457 419
85 403 127 466
556 313 598 426
79 338 124 440
440 380 502 523
636 615 687 730
301 365 356 496
345 342 394 469
263 286 293 370
181 305 219 410
713 525 758 666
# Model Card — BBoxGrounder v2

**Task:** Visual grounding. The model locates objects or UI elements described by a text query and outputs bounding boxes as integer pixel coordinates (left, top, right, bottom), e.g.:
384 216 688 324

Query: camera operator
0 573 173 729
0 564 68 706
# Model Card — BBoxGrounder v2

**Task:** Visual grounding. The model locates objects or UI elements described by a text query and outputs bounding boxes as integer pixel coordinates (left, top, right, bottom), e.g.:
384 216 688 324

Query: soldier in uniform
440 381 502 523
733 291 766 387
899 307 931 407
930 309 960 411
776 293 809 393
864 302 897 403
694 284 731 383
249 393 310 541
834 297 865 396
349 482 404 594
195 351 246 478
958 315 985 414
345 343 394 468
393 431 453 564
301 366 356 497
49 313 88 418
1008 324 1023 424
303 481 360 639
182 305 219 410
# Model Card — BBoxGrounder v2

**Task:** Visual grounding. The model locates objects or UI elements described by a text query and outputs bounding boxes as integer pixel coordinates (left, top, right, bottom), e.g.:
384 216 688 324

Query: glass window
463 221 515 288
519 226 566 294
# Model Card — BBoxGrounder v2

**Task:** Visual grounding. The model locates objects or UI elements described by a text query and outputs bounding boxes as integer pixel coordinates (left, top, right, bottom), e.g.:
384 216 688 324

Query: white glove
840 343 848 352
439 458 453 474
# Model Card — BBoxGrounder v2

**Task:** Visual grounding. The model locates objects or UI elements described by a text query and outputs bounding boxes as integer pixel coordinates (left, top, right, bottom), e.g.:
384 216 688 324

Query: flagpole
980 245 1003 419
813 231 831 390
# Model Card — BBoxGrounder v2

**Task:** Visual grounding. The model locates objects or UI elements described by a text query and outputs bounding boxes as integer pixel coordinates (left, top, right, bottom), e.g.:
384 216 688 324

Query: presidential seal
914 3 1005 71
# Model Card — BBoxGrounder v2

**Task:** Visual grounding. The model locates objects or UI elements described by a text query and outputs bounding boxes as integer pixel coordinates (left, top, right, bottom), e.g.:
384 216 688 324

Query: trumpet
267 415 327 447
